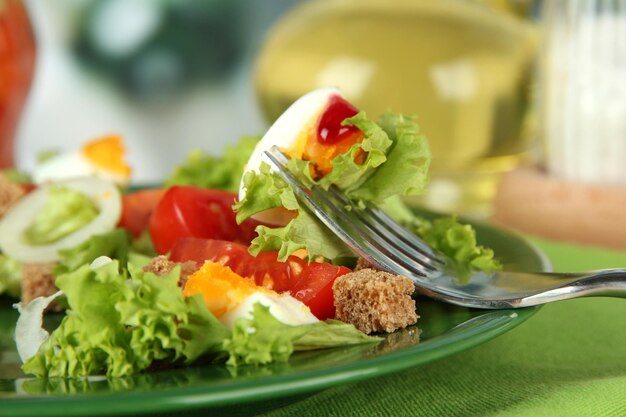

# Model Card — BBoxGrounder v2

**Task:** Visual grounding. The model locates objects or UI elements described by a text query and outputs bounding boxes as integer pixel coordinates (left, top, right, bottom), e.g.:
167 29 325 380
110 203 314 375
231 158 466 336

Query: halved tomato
118 188 165 238
149 186 262 254
289 262 351 320
169 237 351 319
169 237 305 292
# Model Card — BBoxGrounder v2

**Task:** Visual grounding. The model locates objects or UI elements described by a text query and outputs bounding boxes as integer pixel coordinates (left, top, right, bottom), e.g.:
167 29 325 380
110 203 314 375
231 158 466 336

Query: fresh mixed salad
0 88 499 379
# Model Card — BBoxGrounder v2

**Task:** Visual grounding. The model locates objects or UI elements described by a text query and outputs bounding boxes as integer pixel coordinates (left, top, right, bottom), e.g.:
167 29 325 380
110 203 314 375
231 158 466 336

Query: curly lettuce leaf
223 304 379 366
250 207 353 261
54 229 133 275
23 185 100 245
235 112 431 261
413 216 501 283
22 261 132 377
23 260 229 378
166 135 259 192
224 304 309 366
349 112 430 203
0 254 22 298
295 111 393 191
234 163 298 223
116 263 229 367
235 164 352 261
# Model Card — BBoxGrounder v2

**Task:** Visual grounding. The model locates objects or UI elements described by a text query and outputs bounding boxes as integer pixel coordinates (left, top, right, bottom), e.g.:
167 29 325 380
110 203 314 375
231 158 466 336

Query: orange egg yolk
183 261 273 317
81 134 132 178
284 95 365 179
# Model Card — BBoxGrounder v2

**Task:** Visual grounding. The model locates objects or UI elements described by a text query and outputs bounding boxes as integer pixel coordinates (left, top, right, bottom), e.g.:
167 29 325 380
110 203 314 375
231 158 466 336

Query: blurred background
12 0 300 184
3 0 626 248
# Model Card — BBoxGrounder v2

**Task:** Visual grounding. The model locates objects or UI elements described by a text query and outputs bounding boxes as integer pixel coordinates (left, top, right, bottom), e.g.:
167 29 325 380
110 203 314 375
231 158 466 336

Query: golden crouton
0 173 25 218
333 268 418 334
143 255 198 287
21 262 63 312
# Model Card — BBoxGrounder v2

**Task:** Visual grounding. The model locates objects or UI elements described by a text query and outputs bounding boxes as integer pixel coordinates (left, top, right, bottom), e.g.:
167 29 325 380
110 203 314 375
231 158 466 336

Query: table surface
160 237 626 417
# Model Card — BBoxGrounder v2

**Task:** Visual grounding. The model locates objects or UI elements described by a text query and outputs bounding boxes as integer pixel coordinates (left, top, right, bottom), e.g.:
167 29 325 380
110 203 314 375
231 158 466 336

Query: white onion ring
0 177 122 263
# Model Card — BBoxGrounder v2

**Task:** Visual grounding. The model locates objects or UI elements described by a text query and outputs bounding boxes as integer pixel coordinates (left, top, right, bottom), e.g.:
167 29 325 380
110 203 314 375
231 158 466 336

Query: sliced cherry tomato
169 237 306 292
149 186 262 254
118 188 165 238
289 262 351 320
170 237 351 319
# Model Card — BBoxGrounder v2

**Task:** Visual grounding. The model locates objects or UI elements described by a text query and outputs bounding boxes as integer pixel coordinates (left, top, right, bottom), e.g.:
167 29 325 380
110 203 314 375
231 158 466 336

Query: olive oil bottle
254 0 536 216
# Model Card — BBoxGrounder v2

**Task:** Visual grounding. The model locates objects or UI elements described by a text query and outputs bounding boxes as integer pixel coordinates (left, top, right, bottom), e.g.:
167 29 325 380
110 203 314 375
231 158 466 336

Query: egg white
238 87 343 201
219 292 319 329
33 152 129 185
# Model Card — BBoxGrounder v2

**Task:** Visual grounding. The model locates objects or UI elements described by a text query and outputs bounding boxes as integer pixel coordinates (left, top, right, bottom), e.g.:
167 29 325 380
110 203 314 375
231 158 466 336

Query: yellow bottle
254 0 536 216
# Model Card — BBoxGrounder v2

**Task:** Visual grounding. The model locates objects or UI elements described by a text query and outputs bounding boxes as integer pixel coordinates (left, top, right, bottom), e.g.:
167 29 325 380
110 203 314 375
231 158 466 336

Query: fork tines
264 147 444 280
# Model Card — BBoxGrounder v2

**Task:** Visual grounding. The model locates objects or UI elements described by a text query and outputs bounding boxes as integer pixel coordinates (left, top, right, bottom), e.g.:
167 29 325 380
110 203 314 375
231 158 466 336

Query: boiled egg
239 87 364 201
33 135 132 186
239 88 364 224
183 261 319 329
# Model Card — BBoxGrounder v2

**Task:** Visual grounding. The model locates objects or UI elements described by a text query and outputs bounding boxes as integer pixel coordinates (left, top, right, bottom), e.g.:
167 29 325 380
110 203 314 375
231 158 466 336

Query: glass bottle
254 0 536 216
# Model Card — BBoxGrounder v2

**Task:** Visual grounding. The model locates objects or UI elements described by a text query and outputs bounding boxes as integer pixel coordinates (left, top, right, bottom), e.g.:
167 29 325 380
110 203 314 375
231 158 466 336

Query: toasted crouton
0 173 25 217
21 262 63 311
333 268 418 334
143 255 198 287
354 257 378 272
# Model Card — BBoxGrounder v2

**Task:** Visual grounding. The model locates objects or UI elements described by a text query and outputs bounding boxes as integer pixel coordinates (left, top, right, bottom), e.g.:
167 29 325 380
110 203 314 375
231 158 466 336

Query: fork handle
521 269 626 306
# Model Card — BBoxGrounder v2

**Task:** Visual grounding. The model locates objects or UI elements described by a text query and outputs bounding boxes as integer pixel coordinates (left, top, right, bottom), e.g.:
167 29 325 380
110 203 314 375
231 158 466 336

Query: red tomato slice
169 237 306 292
169 237 351 319
149 186 262 254
118 189 165 238
289 262 351 320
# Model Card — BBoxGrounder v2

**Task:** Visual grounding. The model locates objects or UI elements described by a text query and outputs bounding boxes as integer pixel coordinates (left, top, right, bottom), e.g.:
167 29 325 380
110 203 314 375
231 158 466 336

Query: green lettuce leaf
0 254 22 298
293 319 381 350
250 207 353 261
166 135 259 192
234 163 298 223
413 216 501 283
223 304 379 366
22 185 99 245
306 111 392 191
131 230 157 257
349 112 430 203
116 263 229 368
235 163 352 261
235 111 431 261
22 261 132 377
23 260 229 378
223 304 309 366
55 229 133 275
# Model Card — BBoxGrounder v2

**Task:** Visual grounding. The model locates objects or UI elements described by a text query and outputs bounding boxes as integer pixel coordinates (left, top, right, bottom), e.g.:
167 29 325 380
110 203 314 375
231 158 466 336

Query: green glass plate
0 218 550 417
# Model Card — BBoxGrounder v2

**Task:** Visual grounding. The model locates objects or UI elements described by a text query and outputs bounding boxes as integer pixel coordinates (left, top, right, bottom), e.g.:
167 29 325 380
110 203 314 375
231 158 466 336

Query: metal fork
265 147 626 309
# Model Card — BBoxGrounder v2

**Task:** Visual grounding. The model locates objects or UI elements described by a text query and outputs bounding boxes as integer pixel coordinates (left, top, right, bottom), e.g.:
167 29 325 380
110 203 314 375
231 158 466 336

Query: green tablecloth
236 239 626 417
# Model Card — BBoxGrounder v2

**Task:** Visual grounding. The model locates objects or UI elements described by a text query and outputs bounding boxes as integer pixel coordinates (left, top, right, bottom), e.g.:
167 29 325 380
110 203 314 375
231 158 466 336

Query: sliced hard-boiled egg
239 87 364 202
33 135 132 185
0 177 122 263
183 261 319 329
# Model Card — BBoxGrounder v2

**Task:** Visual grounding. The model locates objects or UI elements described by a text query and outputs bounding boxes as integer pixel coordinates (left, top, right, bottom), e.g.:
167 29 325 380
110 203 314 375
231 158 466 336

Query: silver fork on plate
264 147 626 309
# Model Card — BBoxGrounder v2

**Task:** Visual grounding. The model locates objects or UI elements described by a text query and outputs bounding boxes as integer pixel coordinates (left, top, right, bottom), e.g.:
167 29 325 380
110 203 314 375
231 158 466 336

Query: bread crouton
21 262 63 312
333 268 418 334
0 173 25 217
354 257 378 272
143 255 198 287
